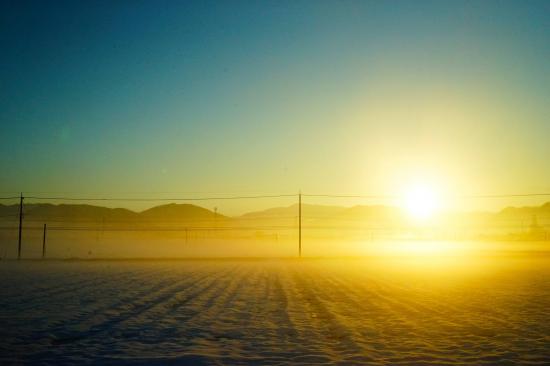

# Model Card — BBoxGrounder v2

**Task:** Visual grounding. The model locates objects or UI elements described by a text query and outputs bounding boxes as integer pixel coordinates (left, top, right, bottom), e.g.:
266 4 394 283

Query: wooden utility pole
17 193 23 260
298 192 302 258
42 224 47 259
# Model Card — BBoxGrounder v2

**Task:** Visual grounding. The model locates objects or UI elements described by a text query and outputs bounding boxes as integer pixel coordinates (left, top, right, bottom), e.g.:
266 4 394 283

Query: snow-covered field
1 256 549 365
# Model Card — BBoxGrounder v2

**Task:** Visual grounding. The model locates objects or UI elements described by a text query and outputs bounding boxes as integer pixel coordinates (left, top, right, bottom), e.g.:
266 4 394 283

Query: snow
0 256 549 365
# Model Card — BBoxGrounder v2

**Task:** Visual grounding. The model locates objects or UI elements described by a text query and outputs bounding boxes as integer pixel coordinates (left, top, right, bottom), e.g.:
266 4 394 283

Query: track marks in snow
1 259 549 365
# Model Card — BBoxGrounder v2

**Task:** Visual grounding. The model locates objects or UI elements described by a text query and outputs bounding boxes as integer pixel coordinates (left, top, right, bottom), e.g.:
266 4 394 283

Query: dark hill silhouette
240 203 404 223
0 203 223 223
0 203 137 222
240 203 345 219
341 205 402 220
140 203 227 221
0 201 549 227
498 202 550 218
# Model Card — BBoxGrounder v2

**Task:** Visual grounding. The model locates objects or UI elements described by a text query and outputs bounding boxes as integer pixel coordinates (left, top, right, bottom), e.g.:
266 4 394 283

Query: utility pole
42 224 47 259
298 191 302 258
213 207 218 239
17 193 24 260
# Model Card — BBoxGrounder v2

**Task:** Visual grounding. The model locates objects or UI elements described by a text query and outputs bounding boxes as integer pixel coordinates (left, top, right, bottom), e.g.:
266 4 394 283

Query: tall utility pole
42 224 47 259
17 193 24 260
298 192 302 258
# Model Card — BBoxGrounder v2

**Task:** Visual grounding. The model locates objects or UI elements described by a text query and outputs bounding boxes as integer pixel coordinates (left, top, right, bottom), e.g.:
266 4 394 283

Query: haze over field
1 200 548 259
2 200 550 229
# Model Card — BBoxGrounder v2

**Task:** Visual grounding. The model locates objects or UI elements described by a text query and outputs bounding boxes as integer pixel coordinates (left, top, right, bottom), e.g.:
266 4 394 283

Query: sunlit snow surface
1 255 549 365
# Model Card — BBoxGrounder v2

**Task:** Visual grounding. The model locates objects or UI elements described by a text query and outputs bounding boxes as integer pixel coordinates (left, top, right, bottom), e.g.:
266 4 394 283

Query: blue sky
1 0 549 212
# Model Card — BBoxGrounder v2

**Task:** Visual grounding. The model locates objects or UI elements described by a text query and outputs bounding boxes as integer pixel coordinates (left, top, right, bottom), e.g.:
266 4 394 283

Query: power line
303 193 550 199
13 192 550 202
459 193 550 198
32 225 296 232
21 215 298 223
303 194 395 199
5 223 548 232
24 194 298 202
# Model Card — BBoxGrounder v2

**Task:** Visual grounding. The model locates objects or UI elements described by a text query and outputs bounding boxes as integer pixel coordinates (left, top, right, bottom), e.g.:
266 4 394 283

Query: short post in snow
42 224 47 259
298 191 302 258
17 193 24 260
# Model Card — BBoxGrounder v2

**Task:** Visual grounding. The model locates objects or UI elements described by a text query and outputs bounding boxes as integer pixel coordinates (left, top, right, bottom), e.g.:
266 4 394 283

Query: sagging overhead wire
24 194 298 202
303 193 550 199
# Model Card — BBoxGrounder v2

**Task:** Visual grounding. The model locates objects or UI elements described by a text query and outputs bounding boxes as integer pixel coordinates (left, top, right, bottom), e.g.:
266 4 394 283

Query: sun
402 182 441 221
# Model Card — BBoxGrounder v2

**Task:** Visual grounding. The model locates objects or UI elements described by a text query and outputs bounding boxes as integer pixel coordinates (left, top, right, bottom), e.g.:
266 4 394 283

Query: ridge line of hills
0 202 549 223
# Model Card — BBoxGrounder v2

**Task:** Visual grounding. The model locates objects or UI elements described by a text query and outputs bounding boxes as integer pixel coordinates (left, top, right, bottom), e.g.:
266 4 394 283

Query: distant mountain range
0 202 549 226
0 203 227 223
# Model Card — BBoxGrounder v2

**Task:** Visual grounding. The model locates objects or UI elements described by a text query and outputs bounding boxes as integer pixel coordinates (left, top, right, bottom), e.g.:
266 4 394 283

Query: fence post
298 191 302 258
17 193 24 260
42 224 47 259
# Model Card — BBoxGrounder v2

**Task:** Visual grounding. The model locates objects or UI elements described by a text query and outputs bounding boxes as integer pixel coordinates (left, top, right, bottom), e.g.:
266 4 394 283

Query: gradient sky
1 0 549 214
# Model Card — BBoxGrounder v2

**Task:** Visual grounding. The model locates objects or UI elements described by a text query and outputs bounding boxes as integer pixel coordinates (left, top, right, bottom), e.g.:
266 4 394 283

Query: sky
1 0 549 214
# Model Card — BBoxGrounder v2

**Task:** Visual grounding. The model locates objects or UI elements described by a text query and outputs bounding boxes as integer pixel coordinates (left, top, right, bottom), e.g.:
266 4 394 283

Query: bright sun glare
403 183 441 221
